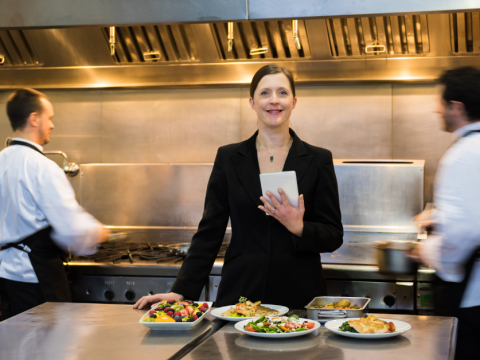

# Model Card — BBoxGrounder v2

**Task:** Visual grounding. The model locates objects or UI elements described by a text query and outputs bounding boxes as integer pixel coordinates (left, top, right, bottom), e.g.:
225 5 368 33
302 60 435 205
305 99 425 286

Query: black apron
0 140 71 302
433 129 480 313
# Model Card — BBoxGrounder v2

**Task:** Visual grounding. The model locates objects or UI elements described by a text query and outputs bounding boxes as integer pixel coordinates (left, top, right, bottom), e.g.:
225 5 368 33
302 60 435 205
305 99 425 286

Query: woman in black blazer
134 64 343 310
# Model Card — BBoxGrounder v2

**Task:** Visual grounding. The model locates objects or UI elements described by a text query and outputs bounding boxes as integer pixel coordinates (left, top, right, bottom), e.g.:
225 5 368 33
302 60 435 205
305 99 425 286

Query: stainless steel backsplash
72 160 423 264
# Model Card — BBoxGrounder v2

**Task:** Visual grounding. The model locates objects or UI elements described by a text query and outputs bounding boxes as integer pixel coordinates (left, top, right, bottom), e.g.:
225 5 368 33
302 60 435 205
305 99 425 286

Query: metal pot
375 240 418 275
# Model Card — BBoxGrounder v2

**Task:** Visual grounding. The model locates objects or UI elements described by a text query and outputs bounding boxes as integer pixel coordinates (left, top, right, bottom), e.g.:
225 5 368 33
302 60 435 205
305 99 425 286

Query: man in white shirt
0 88 110 320
417 67 480 360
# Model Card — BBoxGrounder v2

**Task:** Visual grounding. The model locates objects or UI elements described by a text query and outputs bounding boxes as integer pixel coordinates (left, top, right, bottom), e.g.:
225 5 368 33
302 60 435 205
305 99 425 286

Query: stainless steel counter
183 314 457 360
0 302 222 360
0 304 456 360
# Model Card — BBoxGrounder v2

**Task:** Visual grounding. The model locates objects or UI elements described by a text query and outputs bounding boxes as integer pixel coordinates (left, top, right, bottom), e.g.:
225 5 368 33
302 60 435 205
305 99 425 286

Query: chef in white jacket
415 67 480 360
0 88 110 320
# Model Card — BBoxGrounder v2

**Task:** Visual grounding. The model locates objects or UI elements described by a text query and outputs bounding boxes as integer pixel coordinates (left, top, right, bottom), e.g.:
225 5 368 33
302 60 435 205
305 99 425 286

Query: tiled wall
0 84 453 203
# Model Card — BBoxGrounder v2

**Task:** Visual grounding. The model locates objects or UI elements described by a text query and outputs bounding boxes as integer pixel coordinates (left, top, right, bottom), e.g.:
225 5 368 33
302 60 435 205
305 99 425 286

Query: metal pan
165 243 191 256
305 296 370 321
105 232 129 243
375 240 418 275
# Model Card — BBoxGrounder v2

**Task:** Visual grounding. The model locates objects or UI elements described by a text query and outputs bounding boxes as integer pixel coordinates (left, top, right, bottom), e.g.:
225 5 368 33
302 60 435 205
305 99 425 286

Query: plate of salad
211 296 289 322
234 315 320 338
140 299 212 330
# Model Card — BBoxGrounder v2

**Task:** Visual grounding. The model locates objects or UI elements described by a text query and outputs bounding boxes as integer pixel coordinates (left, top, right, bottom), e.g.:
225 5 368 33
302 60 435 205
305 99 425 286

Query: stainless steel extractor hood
0 1 479 88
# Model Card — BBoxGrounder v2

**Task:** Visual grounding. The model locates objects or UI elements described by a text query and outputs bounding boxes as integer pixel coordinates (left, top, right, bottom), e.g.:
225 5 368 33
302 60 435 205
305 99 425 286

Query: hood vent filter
103 25 198 64
0 30 42 66
211 20 311 60
327 15 430 57
450 12 480 53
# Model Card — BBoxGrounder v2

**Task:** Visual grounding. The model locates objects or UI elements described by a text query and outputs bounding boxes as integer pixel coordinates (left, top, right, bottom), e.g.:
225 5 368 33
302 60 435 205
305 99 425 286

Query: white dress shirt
420 122 480 308
0 138 101 283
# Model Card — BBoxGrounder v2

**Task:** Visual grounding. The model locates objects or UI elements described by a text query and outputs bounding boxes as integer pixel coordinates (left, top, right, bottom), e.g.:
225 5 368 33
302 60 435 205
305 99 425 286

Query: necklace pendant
270 155 274 162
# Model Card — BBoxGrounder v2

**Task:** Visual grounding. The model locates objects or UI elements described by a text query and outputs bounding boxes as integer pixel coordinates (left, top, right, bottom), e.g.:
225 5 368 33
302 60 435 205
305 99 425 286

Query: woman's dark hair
6 88 48 131
250 64 296 98
438 66 480 121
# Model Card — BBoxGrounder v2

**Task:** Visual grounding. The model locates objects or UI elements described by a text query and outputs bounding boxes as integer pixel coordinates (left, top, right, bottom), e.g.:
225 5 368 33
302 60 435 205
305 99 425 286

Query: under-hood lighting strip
109 26 116 56
227 22 234 52
250 47 268 55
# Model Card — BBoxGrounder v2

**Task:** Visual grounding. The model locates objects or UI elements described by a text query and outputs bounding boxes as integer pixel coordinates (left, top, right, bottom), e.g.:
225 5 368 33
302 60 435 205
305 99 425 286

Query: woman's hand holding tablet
258 181 305 238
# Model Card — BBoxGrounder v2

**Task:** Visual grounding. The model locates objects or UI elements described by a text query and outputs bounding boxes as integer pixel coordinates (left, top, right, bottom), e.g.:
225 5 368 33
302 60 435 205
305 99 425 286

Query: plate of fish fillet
325 316 411 339
211 301 289 322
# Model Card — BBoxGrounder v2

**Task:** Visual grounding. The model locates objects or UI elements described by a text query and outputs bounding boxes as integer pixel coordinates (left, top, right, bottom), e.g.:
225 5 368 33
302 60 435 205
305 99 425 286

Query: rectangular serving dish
139 301 213 330
305 296 370 321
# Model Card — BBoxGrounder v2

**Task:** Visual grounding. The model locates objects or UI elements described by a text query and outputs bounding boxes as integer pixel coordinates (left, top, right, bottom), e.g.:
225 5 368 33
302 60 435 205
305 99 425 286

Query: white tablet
259 171 299 208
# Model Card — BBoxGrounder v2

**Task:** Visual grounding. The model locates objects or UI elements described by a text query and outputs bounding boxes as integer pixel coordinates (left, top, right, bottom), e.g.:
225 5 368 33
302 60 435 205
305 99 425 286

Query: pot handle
317 310 346 318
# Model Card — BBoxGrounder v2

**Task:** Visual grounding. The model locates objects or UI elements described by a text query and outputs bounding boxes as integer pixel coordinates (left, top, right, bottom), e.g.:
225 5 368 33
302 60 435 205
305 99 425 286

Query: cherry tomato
284 323 297 330
245 325 257 332
305 322 315 329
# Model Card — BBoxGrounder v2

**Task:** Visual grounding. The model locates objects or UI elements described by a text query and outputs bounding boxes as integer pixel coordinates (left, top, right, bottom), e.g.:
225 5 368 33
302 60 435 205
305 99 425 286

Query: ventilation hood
0 0 479 88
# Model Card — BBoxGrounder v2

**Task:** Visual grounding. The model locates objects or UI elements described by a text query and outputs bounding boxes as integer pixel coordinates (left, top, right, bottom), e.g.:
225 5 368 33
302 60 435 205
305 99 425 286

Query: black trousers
436 304 480 360
0 278 45 321
434 265 480 360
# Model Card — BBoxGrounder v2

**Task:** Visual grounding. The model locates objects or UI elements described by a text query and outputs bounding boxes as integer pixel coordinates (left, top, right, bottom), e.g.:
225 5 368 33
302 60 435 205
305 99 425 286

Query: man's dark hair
438 66 480 121
6 88 48 131
250 64 296 98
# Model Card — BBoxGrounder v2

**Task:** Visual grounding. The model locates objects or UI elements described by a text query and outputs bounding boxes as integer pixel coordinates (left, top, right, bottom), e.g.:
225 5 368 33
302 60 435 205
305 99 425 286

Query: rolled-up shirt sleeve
32 160 102 255
420 145 480 282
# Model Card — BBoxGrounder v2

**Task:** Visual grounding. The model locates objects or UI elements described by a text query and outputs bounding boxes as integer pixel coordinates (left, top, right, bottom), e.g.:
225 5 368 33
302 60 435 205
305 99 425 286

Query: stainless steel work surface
183 314 457 360
0 302 222 360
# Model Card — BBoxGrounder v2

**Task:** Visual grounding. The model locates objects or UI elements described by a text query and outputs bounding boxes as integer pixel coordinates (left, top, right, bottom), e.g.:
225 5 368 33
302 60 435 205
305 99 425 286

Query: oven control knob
383 295 396 307
104 289 115 301
125 290 136 301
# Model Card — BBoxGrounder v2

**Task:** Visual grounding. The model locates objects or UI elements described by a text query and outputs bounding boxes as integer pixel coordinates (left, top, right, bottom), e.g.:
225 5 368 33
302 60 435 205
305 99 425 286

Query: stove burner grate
71 242 229 264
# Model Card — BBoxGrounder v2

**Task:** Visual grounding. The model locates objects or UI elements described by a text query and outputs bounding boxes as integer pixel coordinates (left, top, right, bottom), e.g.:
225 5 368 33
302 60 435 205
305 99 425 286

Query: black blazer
171 129 343 309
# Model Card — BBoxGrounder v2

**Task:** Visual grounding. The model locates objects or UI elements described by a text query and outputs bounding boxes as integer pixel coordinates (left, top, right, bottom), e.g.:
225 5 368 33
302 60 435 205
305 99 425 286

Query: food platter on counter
234 316 320 338
305 296 370 323
324 318 411 339
140 301 213 330
211 304 289 322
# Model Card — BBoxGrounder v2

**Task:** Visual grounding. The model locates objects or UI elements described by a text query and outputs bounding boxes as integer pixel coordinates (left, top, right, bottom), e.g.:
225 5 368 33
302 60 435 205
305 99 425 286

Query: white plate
324 318 411 339
210 304 289 322
139 301 213 330
234 317 320 338
235 333 319 351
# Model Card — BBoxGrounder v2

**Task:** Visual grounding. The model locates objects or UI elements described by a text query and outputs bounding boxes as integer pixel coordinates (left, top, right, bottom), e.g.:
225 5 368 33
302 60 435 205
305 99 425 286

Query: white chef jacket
420 122 480 308
0 138 101 283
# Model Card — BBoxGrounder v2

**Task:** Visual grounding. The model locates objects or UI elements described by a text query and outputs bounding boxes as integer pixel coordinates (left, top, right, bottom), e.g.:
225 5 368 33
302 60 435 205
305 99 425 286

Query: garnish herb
339 322 358 333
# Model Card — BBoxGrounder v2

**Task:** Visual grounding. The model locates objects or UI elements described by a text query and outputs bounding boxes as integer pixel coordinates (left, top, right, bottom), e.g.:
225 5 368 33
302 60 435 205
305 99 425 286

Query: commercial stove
66 239 425 312
67 242 229 304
